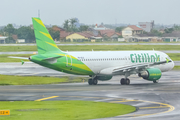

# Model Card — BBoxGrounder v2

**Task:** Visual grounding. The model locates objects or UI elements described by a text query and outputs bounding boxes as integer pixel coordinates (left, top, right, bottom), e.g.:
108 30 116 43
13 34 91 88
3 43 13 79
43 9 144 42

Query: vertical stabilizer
32 17 61 54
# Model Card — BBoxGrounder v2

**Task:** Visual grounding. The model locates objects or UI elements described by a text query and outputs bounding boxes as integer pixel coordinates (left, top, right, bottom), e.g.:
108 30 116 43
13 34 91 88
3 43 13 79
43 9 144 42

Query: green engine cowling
139 68 162 81
96 76 112 81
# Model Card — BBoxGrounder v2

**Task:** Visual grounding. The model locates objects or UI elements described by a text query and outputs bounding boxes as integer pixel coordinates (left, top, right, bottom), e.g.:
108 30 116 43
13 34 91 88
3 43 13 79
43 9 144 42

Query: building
51 26 71 40
162 31 180 42
94 23 109 30
66 32 93 42
103 32 121 40
17 39 25 43
139 21 154 32
130 36 162 42
122 25 143 38
0 35 7 43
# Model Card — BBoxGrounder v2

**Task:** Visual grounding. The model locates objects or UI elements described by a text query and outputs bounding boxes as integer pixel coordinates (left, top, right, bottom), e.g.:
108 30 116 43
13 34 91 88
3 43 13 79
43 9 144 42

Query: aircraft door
65 55 72 67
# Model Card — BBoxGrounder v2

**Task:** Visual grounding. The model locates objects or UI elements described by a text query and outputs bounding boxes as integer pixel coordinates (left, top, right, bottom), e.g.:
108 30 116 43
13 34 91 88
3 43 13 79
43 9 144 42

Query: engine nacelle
139 68 162 81
96 76 112 81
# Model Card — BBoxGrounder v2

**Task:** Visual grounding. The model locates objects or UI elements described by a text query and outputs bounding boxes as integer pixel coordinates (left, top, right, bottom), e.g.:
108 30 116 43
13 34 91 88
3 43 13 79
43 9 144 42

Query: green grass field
0 54 32 62
173 66 180 70
0 101 136 120
1 45 180 52
167 53 180 61
0 75 87 85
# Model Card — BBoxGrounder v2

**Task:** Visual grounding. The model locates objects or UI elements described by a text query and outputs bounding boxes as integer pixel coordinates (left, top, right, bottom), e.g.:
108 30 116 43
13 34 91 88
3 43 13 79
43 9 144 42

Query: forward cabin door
65 55 72 68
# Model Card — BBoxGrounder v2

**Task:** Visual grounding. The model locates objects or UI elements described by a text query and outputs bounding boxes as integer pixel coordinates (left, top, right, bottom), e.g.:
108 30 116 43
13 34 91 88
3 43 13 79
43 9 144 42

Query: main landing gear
88 78 98 85
120 78 130 85
153 80 159 83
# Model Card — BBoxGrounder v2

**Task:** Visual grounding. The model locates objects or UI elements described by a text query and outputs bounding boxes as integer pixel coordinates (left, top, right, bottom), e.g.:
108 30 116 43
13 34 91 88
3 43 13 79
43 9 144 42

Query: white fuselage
67 50 174 75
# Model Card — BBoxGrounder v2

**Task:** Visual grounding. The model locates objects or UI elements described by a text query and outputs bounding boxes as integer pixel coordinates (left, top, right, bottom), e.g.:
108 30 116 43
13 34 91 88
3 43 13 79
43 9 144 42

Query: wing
99 60 172 75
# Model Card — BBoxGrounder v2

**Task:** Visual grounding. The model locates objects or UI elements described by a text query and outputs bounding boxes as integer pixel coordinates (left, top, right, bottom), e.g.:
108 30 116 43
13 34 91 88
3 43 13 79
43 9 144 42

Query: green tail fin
32 17 61 54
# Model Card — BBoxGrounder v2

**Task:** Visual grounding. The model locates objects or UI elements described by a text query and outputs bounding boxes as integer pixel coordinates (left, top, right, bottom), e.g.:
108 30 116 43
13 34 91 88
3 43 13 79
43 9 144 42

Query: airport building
122 25 143 38
0 35 7 43
139 21 154 32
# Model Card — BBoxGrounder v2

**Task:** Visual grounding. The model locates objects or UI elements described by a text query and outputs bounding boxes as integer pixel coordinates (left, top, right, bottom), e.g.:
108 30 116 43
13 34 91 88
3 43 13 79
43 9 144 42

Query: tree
63 18 87 32
115 27 125 32
0 29 3 36
48 27 60 41
4 24 15 34
63 20 69 31
79 25 89 32
2 24 17 43
70 18 77 32
17 26 35 43
151 29 162 37
164 28 174 33
173 25 180 31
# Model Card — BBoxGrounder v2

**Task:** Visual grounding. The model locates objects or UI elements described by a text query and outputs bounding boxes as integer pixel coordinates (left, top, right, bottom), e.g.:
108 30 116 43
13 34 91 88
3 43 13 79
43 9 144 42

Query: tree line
0 24 60 43
63 18 89 32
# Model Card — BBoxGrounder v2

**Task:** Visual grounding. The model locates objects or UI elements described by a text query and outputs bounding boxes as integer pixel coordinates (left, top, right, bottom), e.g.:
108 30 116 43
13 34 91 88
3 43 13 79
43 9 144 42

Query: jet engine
96 76 112 81
138 68 162 81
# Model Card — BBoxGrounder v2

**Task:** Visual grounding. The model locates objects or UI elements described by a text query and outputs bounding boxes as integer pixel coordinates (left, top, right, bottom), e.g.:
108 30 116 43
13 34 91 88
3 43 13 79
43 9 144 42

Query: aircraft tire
120 78 125 85
126 78 130 85
92 79 98 85
153 80 159 83
88 79 93 85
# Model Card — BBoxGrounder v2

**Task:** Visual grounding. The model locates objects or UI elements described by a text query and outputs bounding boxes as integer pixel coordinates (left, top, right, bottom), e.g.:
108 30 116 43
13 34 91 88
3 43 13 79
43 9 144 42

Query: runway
0 63 180 119
0 72 179 120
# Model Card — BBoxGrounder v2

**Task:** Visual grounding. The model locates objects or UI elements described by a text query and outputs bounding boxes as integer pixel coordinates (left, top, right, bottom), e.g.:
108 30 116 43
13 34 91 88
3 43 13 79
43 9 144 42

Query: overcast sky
1 0 180 26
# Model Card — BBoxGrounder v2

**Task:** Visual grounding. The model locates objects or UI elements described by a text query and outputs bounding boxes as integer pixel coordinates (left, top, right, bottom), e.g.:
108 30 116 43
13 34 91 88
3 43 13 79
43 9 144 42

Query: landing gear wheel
120 78 125 85
92 79 98 85
120 78 130 85
153 80 159 83
88 78 93 85
126 78 130 85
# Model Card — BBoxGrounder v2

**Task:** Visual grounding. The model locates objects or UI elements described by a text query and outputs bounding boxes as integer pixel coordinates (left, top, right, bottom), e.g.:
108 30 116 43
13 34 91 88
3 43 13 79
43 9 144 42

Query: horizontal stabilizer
8 56 29 60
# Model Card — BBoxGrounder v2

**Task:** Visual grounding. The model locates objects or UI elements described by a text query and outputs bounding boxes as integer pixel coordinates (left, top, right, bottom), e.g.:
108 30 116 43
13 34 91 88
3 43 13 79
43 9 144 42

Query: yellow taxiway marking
139 106 169 109
120 99 175 118
110 100 138 103
35 96 59 101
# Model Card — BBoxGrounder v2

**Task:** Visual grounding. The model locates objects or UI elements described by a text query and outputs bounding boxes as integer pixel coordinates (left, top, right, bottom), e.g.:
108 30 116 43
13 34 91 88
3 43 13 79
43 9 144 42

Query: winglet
21 60 24 65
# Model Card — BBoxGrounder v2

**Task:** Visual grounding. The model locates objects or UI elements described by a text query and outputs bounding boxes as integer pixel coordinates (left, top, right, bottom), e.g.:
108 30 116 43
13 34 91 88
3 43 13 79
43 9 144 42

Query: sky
1 0 180 26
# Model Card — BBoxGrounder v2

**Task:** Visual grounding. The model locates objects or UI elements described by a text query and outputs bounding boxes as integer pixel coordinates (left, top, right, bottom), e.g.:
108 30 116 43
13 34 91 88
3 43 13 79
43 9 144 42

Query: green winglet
21 60 24 65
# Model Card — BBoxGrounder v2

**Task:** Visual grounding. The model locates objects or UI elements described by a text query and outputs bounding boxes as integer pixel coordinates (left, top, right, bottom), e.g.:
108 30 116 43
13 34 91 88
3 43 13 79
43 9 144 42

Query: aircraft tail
32 17 62 54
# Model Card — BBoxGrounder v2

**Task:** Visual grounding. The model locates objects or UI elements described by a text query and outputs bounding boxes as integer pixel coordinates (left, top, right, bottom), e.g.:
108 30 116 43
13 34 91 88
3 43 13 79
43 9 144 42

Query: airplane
27 17 174 85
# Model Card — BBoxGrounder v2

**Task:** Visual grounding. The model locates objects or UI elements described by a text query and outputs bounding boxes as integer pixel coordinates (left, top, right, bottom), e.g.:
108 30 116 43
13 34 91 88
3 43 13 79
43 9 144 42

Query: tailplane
32 17 62 54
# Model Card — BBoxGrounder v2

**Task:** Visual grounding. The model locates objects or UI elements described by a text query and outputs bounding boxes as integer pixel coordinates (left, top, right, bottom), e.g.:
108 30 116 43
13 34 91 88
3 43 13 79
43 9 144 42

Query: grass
173 66 180 70
0 54 32 62
1 45 180 52
0 101 136 120
0 75 87 85
167 53 180 61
